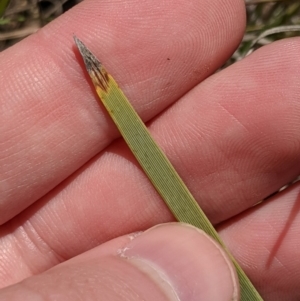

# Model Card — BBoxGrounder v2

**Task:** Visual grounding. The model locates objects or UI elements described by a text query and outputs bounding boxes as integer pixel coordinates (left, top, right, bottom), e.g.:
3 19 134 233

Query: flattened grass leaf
74 36 264 301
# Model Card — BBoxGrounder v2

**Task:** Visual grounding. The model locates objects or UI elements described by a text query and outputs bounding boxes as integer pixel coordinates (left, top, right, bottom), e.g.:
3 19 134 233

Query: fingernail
120 223 239 301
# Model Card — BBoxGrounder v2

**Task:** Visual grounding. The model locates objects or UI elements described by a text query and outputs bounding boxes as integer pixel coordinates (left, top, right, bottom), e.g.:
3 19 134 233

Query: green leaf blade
74 36 264 301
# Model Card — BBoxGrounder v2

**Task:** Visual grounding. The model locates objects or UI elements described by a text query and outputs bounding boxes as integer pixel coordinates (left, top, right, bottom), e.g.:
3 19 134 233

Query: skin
0 0 300 300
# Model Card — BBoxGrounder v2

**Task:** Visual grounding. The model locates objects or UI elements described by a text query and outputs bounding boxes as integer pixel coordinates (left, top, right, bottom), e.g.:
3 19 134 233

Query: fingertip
122 223 239 301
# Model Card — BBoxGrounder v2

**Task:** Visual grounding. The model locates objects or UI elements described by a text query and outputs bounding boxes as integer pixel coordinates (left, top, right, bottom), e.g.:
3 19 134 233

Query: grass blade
74 36 264 301
0 0 10 17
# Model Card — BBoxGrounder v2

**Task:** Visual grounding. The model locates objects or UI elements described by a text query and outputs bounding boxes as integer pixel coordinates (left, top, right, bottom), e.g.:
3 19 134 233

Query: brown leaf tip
74 35 109 92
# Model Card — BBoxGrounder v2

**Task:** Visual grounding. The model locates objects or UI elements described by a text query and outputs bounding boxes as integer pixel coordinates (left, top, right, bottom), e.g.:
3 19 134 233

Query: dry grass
0 0 82 50
226 0 300 66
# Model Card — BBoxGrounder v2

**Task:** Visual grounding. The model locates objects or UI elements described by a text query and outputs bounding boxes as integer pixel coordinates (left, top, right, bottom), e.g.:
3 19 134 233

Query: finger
0 0 245 224
2 37 300 283
0 224 239 301
218 182 300 301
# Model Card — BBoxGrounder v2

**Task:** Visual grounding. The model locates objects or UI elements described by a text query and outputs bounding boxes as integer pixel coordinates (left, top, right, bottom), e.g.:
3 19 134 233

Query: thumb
0 223 239 301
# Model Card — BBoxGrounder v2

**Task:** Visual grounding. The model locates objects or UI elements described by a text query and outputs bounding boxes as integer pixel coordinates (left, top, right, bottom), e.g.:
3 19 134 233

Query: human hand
1 0 300 300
